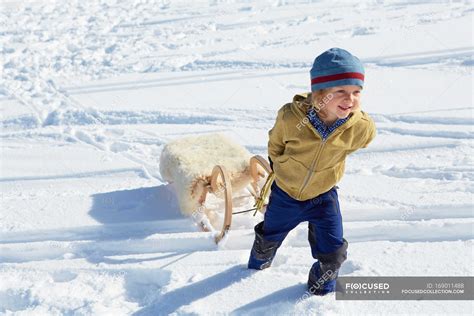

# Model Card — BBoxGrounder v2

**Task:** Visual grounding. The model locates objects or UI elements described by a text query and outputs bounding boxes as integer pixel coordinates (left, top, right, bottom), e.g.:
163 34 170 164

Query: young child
247 48 376 296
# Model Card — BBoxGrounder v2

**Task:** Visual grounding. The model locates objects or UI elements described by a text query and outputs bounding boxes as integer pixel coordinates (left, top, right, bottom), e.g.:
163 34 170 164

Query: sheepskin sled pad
159 133 254 221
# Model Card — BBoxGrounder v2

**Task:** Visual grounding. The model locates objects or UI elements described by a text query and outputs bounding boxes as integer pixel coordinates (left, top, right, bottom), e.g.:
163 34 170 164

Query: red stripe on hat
311 72 364 85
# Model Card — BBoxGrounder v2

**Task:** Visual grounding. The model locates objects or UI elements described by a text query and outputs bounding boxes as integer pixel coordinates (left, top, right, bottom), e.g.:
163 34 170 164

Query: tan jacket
269 93 376 201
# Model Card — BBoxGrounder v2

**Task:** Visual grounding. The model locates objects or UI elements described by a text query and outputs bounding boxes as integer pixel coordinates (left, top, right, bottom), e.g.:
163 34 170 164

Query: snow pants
248 182 348 295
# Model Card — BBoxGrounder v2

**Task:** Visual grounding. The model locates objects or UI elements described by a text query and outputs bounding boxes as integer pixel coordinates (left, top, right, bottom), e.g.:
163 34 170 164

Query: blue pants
248 182 348 295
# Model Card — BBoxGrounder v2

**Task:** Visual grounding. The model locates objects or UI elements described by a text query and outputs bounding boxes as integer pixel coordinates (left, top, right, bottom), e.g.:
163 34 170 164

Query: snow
1 0 473 315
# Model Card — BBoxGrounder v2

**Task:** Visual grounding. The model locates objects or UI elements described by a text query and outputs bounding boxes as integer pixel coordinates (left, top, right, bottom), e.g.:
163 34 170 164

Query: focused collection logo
343 282 390 294
336 277 473 300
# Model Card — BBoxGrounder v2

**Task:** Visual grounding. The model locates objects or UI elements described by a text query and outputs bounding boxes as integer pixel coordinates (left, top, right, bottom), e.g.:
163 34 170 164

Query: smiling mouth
338 105 352 111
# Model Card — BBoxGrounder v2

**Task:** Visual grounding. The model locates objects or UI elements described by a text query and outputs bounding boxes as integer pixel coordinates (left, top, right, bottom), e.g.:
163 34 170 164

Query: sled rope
253 171 275 216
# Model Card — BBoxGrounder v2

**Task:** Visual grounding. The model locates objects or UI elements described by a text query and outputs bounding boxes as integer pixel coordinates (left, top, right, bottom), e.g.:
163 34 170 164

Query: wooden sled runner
159 133 274 244
205 155 273 243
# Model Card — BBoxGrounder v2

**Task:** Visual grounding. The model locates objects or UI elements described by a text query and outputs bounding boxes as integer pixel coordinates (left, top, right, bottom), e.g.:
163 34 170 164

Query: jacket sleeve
361 115 376 148
268 107 286 163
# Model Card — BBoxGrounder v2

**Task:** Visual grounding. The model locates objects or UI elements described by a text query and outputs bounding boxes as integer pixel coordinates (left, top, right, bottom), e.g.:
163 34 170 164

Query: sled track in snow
1 215 472 264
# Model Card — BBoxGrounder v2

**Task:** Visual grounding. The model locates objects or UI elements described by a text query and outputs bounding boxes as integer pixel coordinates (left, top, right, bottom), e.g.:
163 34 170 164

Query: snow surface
1 0 473 315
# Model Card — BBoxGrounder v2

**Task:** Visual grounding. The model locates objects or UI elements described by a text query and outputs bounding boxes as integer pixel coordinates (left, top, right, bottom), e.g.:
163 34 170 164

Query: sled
203 155 273 243
159 133 274 243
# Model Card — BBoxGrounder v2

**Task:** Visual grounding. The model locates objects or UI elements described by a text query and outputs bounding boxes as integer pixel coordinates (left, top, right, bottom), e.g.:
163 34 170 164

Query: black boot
307 261 339 295
307 239 348 295
248 222 281 270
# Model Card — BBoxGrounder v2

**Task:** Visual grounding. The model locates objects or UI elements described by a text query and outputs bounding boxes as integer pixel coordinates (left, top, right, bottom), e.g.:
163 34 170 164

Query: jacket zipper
296 127 344 200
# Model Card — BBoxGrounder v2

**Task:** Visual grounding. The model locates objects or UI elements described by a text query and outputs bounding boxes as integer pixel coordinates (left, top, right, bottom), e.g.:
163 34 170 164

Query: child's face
323 85 362 119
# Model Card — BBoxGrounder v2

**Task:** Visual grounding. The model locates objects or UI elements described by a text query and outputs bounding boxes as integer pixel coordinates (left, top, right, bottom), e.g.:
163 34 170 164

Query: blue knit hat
310 48 364 92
